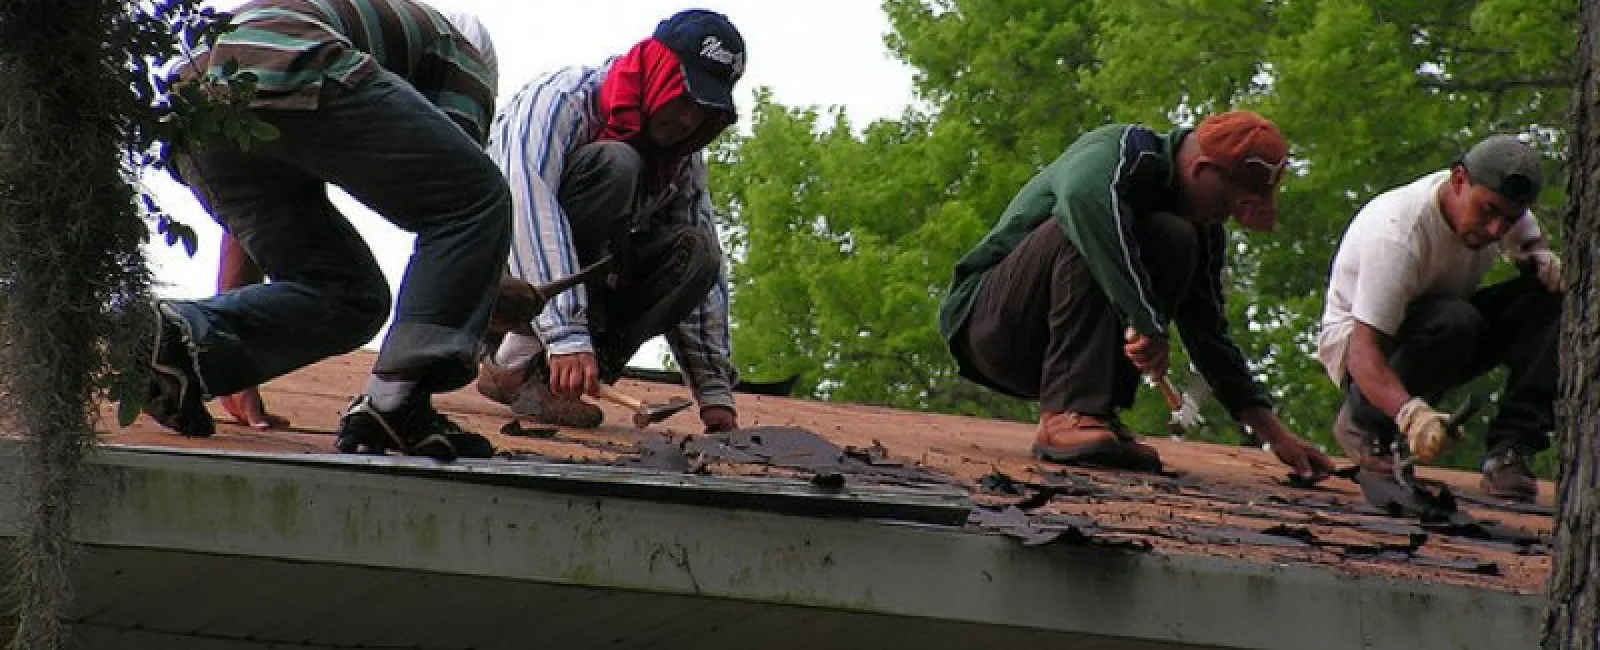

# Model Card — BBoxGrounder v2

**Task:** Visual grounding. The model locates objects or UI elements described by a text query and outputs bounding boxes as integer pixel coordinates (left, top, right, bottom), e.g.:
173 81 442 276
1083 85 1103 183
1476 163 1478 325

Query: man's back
186 0 495 140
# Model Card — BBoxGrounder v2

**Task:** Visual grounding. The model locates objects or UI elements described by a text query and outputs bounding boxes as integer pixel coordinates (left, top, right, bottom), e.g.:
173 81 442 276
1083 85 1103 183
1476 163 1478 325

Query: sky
143 0 917 368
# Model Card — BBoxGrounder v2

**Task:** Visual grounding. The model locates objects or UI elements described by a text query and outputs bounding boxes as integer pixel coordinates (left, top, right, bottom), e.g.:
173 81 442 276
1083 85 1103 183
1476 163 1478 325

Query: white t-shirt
1316 170 1539 383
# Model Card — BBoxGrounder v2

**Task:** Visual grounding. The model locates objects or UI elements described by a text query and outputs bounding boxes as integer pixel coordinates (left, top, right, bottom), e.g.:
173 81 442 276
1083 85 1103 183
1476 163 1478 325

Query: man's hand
1123 328 1171 378
548 351 599 399
1396 398 1451 462
701 405 738 433
1240 407 1337 483
1526 250 1563 294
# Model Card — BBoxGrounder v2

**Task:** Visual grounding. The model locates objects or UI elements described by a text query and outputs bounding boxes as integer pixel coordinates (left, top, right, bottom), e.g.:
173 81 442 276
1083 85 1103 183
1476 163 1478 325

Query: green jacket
937 124 1271 417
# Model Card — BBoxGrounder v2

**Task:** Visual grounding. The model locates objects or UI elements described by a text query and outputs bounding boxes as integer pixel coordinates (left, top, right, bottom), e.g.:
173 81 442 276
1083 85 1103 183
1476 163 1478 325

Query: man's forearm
1346 325 1411 418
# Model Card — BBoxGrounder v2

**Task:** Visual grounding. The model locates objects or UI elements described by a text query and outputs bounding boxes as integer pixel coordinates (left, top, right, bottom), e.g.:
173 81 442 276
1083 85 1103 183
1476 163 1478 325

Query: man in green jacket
938 111 1334 480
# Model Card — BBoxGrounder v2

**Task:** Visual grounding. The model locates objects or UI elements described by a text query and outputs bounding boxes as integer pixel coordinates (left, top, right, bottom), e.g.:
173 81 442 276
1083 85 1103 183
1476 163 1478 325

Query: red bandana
595 38 731 191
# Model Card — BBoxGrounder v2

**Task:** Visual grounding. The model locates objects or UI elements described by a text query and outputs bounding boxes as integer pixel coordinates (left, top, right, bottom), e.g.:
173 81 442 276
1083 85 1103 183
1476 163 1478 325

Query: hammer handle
593 383 645 412
1155 374 1184 412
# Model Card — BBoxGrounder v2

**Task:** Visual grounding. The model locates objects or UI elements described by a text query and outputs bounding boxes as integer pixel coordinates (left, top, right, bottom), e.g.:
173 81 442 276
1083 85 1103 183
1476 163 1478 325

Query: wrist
1395 397 1426 426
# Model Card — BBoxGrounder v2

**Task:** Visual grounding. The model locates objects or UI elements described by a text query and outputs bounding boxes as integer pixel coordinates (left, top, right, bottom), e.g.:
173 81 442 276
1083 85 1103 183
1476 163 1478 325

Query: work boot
1031 411 1162 472
143 302 215 437
1332 404 1393 475
1480 445 1538 503
334 395 494 460
475 358 603 428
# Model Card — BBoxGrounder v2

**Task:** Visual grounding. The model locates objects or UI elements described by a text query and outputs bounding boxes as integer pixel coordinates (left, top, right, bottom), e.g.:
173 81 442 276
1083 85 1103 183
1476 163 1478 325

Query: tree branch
1417 76 1573 92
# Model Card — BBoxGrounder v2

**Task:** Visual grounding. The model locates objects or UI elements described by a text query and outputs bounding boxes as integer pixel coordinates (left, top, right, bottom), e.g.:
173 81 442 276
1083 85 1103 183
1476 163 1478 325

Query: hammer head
486 255 614 336
631 396 694 429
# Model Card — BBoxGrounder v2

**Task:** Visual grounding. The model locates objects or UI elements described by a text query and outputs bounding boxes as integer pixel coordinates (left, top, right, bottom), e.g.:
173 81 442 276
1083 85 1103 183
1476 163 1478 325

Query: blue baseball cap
652 9 745 117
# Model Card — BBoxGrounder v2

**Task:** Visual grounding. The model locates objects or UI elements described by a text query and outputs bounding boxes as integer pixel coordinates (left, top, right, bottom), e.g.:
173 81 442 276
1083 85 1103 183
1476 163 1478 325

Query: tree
0 3 259 647
710 0 1576 469
1543 0 1599 645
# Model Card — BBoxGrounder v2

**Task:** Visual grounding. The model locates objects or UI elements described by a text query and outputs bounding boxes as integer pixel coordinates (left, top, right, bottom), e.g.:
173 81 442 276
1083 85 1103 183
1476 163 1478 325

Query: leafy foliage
0 1 272 646
710 0 1574 472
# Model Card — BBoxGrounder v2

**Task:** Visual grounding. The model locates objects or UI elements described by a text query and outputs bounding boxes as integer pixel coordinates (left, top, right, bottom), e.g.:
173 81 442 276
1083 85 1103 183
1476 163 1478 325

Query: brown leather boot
1032 411 1162 472
476 360 604 429
1480 445 1538 503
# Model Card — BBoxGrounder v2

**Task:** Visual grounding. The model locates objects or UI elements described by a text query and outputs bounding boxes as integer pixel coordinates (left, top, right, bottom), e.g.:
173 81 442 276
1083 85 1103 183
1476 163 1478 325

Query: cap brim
680 63 737 118
1235 196 1278 232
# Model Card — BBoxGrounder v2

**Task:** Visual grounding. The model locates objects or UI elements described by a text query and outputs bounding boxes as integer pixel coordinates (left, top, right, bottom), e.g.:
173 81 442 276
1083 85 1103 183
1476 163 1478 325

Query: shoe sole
1032 442 1162 473
338 399 457 461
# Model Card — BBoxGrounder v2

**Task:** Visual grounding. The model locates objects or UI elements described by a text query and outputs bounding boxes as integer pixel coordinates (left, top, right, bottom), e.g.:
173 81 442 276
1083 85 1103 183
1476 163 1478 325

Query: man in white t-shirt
1317 135 1561 502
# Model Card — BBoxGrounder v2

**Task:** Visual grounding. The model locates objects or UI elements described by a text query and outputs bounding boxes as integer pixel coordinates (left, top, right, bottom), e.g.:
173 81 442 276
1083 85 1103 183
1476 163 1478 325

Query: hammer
1126 328 1206 435
1156 374 1207 434
592 383 694 429
488 254 613 336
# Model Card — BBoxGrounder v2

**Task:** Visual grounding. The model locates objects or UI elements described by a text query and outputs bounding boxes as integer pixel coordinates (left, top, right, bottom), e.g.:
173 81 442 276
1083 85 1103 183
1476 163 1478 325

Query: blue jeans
171 69 511 397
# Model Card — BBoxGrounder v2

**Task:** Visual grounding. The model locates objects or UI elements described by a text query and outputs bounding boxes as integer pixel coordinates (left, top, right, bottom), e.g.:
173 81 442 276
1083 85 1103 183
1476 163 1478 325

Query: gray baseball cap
1460 135 1543 206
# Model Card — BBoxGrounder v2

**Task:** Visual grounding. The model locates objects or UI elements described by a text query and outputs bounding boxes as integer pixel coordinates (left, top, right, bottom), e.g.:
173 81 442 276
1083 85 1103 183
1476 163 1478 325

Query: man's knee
561 142 645 247
1400 297 1483 354
1143 211 1199 251
1140 211 1199 309
565 141 645 196
322 283 392 354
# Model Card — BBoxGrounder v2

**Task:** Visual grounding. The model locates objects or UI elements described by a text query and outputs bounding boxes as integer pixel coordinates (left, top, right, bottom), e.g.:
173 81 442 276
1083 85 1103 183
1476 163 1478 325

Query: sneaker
143 303 214 437
335 395 494 461
475 359 602 428
1031 411 1162 472
1481 446 1538 503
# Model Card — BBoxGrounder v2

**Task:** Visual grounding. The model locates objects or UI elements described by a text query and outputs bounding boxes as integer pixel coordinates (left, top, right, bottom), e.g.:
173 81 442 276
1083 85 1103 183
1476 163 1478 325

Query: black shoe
144 303 214 437
450 430 496 459
335 395 493 461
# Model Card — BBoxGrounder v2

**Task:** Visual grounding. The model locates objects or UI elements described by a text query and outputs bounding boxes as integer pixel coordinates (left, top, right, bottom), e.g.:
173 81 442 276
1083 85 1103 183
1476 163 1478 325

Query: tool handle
1126 327 1183 412
1155 374 1184 412
1444 394 1486 439
593 383 645 411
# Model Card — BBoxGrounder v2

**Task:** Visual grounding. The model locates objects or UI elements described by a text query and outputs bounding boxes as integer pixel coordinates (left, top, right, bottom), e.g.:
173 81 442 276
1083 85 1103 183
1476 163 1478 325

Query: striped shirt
486 62 737 408
182 0 496 143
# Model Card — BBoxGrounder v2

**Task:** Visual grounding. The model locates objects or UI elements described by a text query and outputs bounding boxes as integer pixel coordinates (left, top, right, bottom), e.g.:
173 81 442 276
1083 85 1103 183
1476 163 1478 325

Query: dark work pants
952 213 1197 414
1345 273 1558 454
559 142 720 381
172 69 511 396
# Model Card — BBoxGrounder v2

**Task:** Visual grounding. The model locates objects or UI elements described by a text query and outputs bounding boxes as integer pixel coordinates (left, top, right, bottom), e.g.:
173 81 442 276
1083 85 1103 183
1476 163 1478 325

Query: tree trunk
1544 0 1600 647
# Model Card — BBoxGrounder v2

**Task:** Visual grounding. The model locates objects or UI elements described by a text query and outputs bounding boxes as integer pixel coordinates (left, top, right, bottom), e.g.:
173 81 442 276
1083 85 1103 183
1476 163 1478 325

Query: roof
90 350 1553 595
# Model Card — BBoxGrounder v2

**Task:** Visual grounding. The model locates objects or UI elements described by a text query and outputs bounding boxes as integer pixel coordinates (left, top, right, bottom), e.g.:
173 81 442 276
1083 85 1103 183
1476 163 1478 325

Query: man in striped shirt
145 0 510 460
938 112 1336 480
479 9 743 433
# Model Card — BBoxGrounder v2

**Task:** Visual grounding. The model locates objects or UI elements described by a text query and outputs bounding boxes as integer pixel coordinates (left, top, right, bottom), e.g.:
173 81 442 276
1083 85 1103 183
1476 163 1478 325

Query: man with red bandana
479 9 744 432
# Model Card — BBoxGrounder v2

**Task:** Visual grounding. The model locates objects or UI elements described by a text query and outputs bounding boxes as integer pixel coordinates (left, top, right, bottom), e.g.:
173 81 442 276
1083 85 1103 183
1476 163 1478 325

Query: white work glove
1522 249 1563 293
1395 398 1450 463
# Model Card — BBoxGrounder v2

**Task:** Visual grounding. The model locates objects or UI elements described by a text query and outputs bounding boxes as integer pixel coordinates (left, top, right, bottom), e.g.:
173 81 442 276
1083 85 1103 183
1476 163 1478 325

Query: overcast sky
144 0 916 366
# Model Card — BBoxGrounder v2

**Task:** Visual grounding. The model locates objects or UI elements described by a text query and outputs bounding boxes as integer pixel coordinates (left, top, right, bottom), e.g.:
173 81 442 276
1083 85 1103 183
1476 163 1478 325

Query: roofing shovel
1357 395 1485 519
